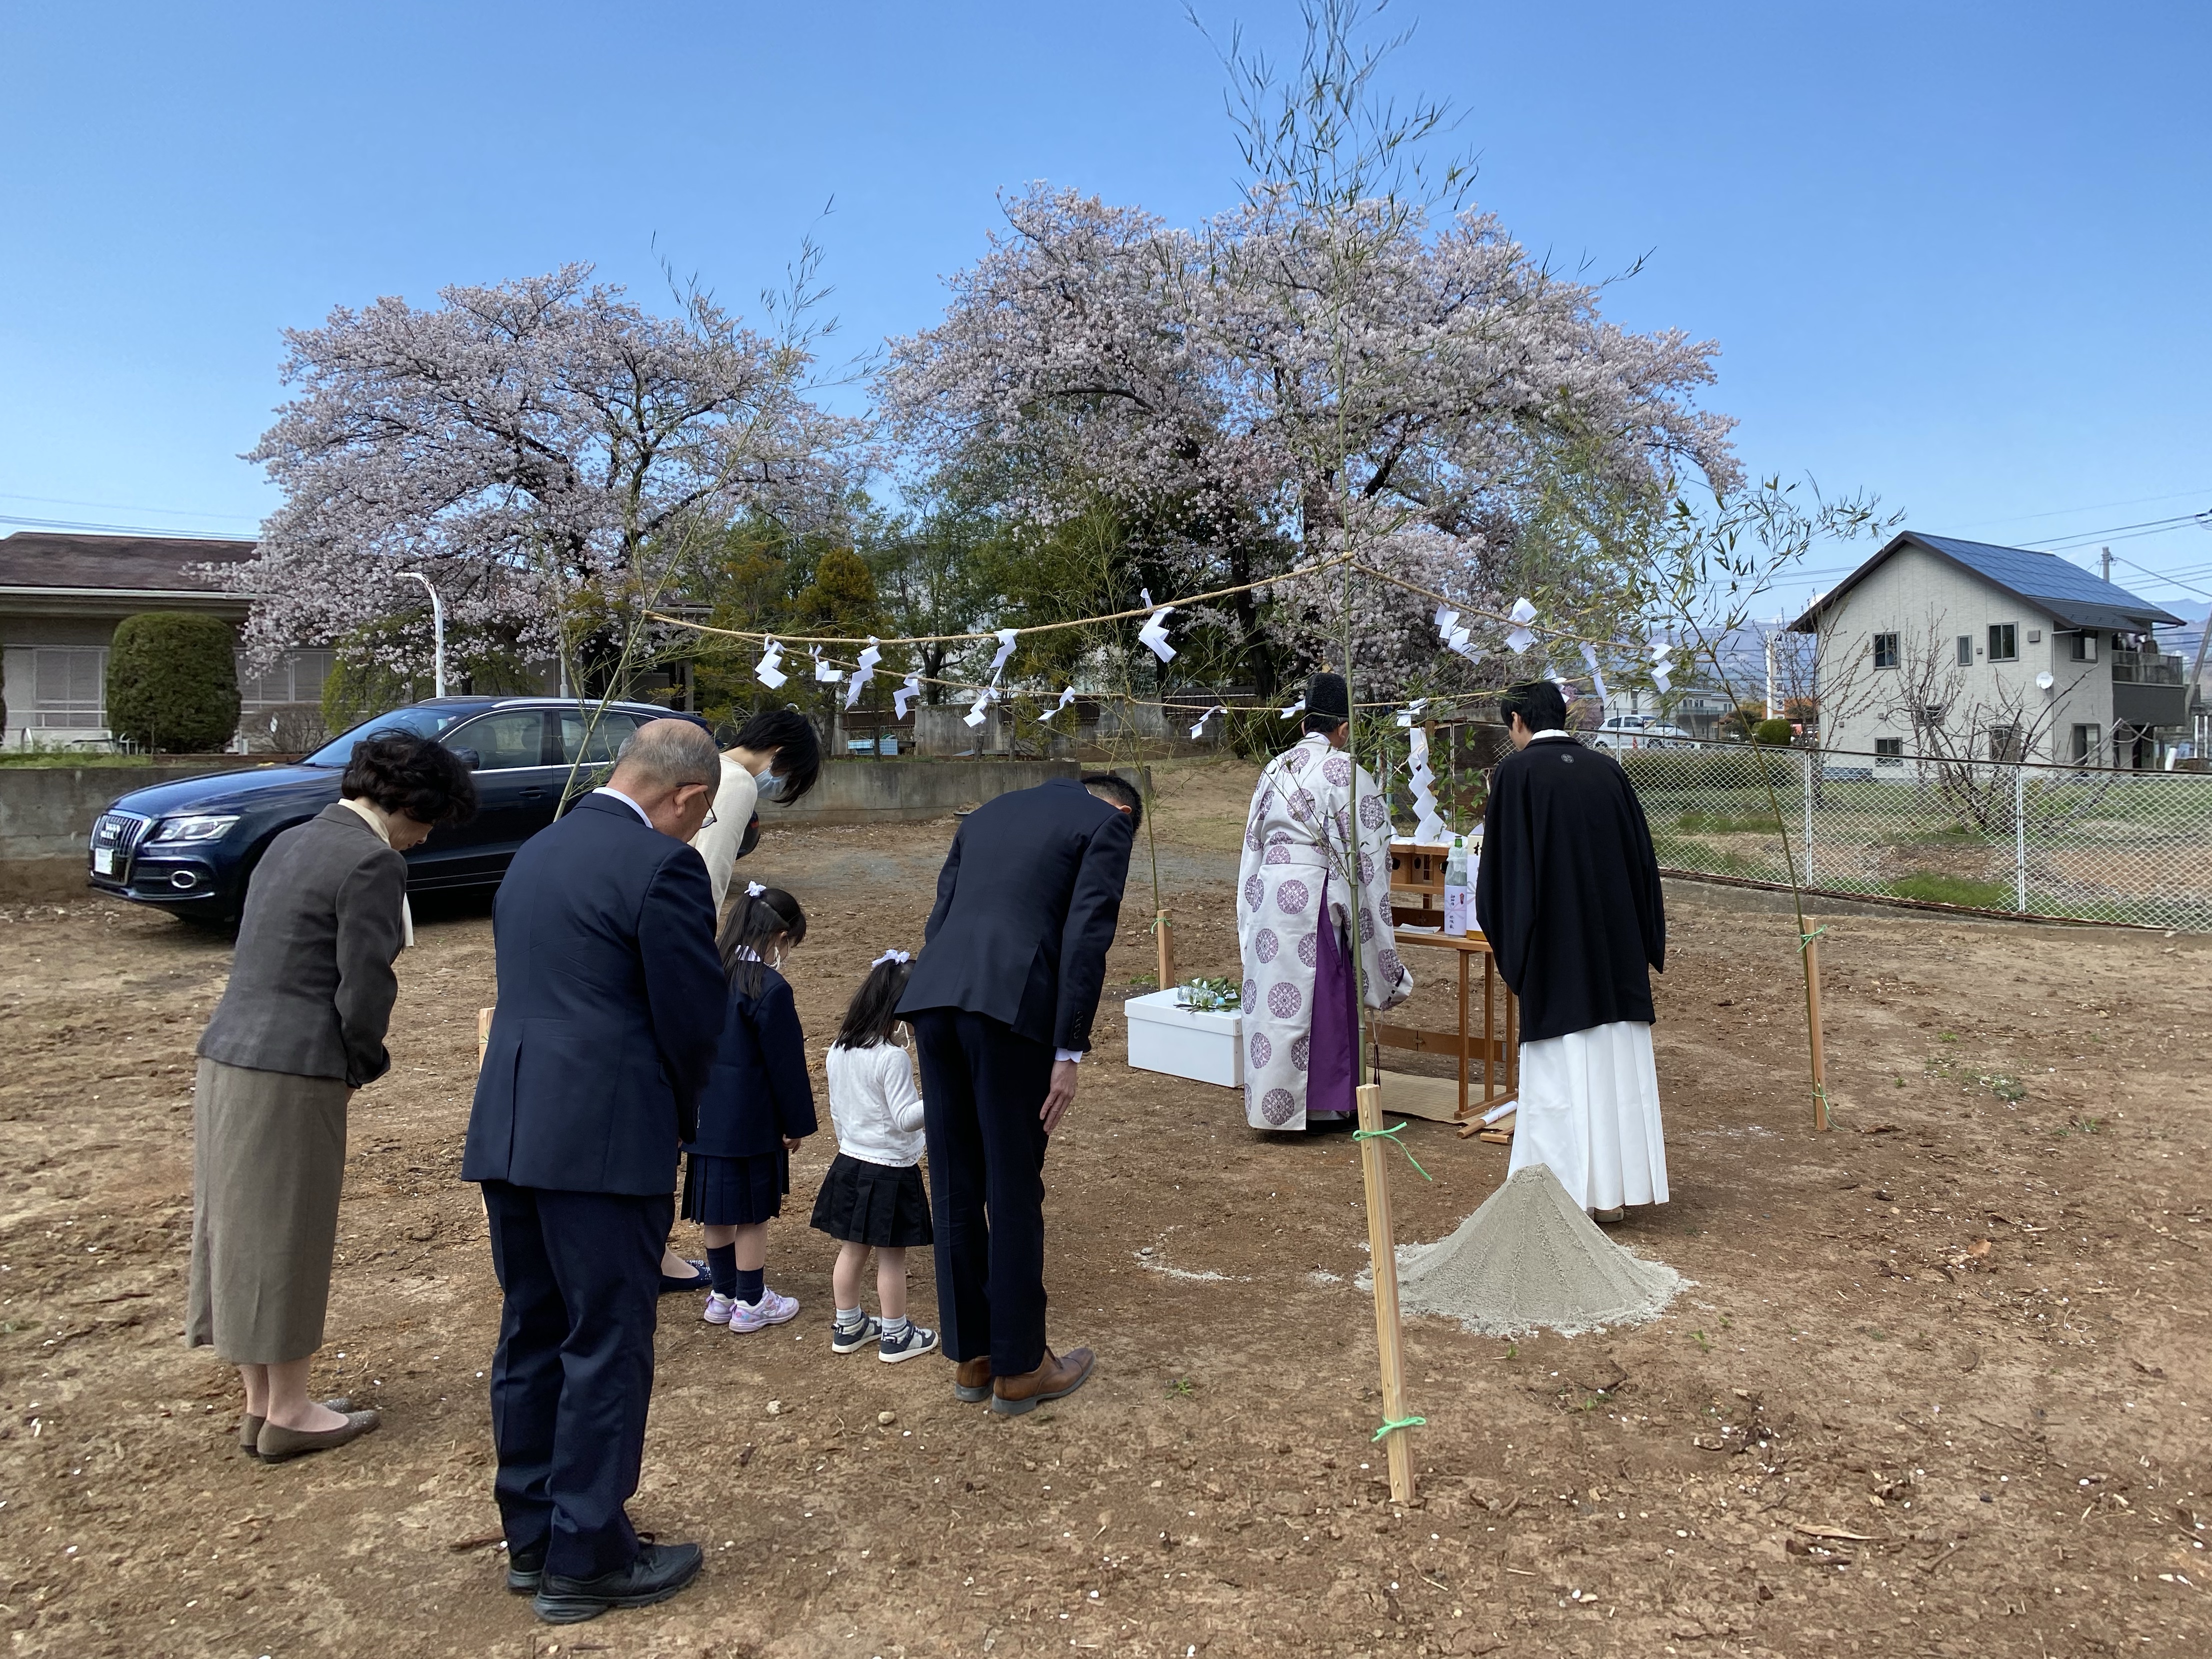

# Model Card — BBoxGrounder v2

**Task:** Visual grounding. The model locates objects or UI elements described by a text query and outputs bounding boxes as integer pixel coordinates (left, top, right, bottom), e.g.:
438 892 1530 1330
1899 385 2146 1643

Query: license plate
93 848 116 876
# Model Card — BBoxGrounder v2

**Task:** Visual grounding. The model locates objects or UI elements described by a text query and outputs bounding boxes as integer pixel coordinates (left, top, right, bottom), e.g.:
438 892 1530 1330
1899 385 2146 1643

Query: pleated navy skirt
809 1153 933 1248
681 1149 789 1226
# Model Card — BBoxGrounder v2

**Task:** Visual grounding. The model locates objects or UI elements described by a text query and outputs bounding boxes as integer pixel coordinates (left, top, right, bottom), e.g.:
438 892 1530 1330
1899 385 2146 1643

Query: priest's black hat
1306 671 1350 723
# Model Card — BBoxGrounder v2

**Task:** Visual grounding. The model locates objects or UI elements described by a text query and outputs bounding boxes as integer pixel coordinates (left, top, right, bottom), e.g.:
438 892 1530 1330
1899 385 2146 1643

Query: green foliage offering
106 613 240 752
1176 975 1242 1012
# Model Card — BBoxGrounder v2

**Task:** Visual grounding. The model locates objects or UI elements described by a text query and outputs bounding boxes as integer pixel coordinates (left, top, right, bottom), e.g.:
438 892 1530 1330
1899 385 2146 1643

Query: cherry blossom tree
880 11 1739 696
224 261 862 690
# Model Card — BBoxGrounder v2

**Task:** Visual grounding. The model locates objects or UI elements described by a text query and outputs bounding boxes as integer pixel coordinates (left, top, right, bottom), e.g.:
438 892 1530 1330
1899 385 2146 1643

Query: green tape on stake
1352 1122 1432 1181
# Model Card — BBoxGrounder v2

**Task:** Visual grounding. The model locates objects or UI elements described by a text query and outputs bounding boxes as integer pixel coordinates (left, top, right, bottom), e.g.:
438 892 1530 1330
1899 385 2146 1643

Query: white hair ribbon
745 881 766 899
871 948 912 967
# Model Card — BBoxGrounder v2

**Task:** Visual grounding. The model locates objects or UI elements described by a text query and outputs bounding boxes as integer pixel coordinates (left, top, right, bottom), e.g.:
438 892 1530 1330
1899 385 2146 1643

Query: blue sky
4 2 2208 624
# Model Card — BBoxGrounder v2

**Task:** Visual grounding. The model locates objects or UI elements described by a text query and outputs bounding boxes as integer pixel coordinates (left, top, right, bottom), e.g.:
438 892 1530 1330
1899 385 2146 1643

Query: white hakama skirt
1506 1020 1668 1212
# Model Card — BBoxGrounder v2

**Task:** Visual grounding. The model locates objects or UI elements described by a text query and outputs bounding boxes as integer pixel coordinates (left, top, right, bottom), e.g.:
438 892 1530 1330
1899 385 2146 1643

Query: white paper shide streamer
811 645 843 685
1277 695 1306 721
893 672 922 720
1506 597 1538 656
1407 724 1447 844
1579 642 1609 706
1186 704 1225 739
1136 588 1176 665
844 638 882 710
963 685 994 729
754 637 788 690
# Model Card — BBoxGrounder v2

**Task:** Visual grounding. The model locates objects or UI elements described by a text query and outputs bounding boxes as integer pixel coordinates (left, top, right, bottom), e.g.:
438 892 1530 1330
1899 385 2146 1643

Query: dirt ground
3 759 2208 1658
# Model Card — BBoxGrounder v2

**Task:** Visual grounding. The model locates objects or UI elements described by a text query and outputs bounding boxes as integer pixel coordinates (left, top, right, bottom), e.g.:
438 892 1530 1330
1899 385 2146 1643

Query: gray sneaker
879 1322 941 1364
831 1314 883 1354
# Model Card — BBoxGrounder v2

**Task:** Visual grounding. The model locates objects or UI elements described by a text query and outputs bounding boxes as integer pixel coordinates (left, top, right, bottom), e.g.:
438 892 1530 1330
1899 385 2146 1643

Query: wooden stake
1154 910 1175 993
478 1006 495 1070
1354 1080 1416 1505
1803 936 1829 1132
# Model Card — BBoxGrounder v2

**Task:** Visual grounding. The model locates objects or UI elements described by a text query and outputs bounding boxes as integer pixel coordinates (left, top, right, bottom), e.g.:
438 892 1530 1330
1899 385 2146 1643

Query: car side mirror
450 747 482 770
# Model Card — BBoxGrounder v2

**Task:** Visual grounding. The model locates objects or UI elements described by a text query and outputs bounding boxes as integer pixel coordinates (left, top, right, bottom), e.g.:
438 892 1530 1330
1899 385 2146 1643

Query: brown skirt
186 1057 350 1364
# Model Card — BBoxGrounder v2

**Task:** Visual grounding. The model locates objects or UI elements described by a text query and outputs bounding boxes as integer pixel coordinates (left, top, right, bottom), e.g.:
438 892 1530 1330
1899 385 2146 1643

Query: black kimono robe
1475 732 1666 1042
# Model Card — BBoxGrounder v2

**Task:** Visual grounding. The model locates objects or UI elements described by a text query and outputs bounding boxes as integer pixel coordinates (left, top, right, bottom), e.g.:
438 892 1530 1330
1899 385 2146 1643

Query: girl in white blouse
810 951 940 1362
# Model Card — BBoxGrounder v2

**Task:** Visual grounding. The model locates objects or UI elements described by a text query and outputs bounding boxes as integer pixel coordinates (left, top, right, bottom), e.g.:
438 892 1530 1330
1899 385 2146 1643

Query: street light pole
399 571 446 698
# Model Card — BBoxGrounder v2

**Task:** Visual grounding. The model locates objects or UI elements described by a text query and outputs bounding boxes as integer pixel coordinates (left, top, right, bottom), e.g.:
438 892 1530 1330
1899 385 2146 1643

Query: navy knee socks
706 1245 738 1298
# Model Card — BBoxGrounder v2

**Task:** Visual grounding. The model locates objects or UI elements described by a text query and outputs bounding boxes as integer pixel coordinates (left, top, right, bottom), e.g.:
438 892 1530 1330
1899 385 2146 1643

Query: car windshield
305 706 475 767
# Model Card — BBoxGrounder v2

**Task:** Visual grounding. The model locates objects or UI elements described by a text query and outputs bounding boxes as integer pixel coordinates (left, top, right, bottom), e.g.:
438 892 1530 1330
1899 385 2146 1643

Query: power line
2022 510 2210 552
0 513 256 541
0 491 261 524
1949 484 2212 534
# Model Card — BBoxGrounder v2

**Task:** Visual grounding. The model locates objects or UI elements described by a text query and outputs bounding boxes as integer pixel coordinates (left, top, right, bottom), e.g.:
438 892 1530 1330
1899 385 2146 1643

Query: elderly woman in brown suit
189 730 475 1461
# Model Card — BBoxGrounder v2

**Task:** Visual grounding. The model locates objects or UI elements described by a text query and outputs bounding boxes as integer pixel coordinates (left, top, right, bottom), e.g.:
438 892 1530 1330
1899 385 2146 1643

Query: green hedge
106 613 240 752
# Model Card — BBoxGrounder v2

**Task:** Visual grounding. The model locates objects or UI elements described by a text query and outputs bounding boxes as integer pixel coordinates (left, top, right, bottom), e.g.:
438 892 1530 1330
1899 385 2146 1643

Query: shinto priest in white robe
1235 731 1412 1131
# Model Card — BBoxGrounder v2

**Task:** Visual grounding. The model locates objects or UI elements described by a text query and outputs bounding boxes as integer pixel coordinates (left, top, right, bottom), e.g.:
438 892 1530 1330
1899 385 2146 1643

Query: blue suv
87 697 709 923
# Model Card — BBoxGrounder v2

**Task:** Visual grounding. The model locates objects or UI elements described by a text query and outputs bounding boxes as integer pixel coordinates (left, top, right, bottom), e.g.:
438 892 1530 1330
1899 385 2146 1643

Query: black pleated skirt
680 1149 789 1226
809 1153 933 1248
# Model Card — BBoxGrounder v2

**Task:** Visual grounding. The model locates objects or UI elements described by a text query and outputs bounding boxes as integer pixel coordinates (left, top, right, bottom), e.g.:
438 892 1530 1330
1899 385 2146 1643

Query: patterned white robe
1235 733 1413 1130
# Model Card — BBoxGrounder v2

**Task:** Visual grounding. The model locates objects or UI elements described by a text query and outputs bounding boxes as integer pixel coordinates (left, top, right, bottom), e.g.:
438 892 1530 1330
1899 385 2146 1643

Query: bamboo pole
1803 936 1830 1132
1154 911 1176 995
1355 1080 1415 1505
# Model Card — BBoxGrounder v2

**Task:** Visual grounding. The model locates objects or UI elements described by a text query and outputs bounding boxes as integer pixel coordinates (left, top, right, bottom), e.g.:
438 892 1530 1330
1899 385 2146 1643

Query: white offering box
1124 989 1243 1089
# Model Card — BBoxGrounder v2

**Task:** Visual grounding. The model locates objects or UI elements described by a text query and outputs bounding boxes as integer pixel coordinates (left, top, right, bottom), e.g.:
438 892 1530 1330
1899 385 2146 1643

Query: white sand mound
1396 1163 1685 1337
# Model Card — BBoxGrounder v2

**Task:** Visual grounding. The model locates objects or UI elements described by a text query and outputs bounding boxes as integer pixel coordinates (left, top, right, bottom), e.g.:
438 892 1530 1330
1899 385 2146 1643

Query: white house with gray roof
1790 532 2186 773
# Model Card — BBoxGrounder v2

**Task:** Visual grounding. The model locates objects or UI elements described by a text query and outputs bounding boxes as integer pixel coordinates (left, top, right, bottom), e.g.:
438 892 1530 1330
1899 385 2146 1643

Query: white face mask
756 772 784 800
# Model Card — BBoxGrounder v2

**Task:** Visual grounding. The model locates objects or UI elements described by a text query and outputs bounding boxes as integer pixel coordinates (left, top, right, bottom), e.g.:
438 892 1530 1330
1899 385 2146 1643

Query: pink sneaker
728 1288 800 1333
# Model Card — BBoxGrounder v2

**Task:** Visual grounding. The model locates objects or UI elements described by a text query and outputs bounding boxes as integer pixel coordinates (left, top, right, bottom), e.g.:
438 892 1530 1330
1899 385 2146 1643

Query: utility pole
399 571 447 698
2100 546 2113 584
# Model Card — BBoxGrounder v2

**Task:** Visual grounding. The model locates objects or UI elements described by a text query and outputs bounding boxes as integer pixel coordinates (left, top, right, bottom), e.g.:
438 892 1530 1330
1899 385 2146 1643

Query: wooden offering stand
1371 842 1519 1132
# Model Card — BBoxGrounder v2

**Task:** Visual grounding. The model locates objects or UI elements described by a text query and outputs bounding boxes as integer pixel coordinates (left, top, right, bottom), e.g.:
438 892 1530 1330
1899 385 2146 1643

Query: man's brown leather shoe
953 1356 992 1403
990 1347 1094 1416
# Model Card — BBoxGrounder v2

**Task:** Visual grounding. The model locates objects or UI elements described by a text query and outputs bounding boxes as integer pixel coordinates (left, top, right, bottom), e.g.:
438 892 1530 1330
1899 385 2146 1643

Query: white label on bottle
1443 883 1469 936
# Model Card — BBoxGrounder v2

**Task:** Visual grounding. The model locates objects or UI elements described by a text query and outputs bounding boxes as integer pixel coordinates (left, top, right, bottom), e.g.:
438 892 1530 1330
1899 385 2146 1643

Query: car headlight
149 814 241 845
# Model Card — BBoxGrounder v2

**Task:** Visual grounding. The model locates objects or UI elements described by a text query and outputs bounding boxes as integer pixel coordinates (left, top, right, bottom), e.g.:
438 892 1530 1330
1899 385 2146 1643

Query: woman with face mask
660 708 827 1294
689 707 823 914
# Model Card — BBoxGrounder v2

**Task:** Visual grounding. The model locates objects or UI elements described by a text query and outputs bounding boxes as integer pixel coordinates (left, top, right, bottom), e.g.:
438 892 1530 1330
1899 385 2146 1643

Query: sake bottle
1443 834 1470 937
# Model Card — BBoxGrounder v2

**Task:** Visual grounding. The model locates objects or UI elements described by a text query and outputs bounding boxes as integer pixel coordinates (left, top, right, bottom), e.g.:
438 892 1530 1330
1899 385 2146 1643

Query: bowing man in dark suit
897 772 1138 1415
462 720 726 1624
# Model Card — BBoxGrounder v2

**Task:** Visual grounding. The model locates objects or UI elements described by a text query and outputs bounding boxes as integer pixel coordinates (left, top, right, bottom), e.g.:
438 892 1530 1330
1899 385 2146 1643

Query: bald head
609 718 721 840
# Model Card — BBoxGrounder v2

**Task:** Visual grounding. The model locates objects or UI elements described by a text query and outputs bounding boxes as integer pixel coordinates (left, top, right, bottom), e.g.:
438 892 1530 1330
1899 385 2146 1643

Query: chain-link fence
1617 743 2212 932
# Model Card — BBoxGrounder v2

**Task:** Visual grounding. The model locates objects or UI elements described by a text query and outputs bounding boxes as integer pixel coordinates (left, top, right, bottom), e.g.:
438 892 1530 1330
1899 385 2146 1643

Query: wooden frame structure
1373 842 1519 1122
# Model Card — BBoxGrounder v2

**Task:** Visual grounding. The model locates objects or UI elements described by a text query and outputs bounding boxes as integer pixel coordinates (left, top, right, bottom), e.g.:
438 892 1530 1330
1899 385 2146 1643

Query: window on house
1872 632 1899 669
2068 632 2098 662
2070 724 2100 767
1873 737 1904 766
1988 623 2018 662
1956 635 1973 667
2 645 110 731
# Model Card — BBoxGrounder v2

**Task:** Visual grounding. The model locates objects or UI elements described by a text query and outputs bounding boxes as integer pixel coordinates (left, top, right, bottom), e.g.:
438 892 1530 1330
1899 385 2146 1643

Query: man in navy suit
898 772 1137 1415
462 719 726 1623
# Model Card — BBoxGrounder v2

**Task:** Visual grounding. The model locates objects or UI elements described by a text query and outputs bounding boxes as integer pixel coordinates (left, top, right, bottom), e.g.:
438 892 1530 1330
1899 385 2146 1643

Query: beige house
1791 531 2186 773
0 531 331 750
